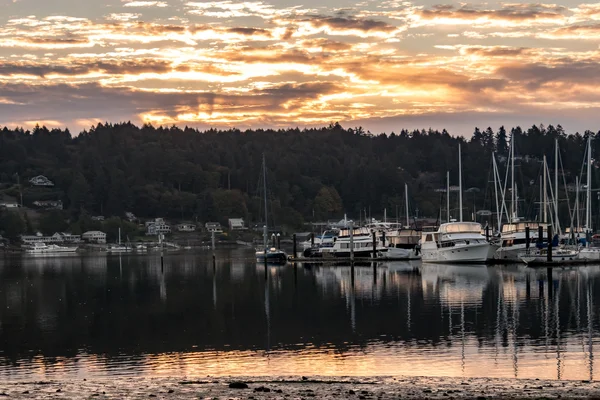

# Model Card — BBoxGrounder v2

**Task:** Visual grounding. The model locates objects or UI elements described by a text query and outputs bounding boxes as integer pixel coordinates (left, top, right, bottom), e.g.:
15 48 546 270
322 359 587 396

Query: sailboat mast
586 136 592 232
118 227 121 245
405 183 409 227
576 176 580 232
459 143 463 222
262 154 268 250
511 136 515 222
492 154 500 232
543 155 547 224
446 171 450 223
555 139 559 232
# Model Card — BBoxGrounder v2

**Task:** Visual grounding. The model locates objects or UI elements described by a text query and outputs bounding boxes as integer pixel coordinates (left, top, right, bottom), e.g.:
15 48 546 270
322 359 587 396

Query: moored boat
494 222 548 262
25 242 78 254
420 222 498 264
520 248 580 266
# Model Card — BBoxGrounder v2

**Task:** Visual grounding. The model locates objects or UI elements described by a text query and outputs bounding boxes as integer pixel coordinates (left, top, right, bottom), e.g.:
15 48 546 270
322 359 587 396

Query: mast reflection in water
1 251 600 381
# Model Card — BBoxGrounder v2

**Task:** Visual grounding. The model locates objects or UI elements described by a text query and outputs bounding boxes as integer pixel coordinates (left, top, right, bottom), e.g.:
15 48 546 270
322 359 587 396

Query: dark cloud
496 61 600 89
462 47 528 57
0 60 173 77
0 79 342 124
226 27 271 37
298 15 397 33
419 4 567 21
25 37 90 45
550 23 600 35
300 38 352 51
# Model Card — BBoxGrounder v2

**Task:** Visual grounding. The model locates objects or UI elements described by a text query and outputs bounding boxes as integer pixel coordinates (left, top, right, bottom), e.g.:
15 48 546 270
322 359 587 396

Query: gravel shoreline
1 376 600 399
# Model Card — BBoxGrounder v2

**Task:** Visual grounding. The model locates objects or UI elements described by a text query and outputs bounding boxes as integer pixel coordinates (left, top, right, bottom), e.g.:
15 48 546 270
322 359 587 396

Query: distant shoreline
1 375 599 399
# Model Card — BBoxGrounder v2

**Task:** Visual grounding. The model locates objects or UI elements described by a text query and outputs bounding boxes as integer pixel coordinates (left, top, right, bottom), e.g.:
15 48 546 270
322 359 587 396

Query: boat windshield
440 222 482 234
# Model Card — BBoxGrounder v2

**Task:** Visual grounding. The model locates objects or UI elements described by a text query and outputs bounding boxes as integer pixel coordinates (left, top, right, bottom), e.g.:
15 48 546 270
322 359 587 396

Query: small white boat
107 228 131 252
578 247 600 261
135 244 147 252
26 242 78 254
385 229 421 260
520 248 580 266
256 247 287 264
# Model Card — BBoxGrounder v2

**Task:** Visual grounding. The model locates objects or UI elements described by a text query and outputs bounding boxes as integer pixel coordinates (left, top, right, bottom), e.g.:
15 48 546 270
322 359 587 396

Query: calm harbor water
0 249 599 381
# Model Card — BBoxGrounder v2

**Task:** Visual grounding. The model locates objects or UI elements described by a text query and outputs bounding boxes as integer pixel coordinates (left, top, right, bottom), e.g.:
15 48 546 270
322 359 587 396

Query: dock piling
525 227 530 249
292 234 297 258
547 226 553 262
372 231 377 259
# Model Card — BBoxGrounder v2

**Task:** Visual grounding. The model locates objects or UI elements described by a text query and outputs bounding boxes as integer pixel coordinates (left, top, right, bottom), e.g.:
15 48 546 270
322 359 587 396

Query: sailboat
107 227 130 253
385 183 421 259
420 144 498 263
494 138 549 262
255 154 287 264
578 136 599 260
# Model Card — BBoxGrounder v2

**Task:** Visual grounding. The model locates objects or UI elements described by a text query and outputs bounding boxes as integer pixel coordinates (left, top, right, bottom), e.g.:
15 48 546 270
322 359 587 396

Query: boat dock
288 256 418 263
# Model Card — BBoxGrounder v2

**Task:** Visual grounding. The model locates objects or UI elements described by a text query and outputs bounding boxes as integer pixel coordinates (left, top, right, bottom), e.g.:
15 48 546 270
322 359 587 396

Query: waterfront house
33 200 63 210
205 222 223 233
91 215 105 221
82 230 107 244
0 202 20 208
146 218 171 236
21 232 80 245
29 175 54 186
177 223 196 232
228 218 245 230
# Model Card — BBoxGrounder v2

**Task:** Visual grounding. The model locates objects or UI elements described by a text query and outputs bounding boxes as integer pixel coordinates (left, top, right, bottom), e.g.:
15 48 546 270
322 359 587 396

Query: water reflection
2 252 600 380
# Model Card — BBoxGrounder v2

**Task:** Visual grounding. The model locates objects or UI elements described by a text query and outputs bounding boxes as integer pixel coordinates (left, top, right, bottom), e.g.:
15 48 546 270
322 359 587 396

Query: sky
0 0 599 135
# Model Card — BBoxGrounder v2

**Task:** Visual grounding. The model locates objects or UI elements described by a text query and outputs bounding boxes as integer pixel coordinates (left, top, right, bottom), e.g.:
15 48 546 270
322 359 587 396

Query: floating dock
288 257 419 263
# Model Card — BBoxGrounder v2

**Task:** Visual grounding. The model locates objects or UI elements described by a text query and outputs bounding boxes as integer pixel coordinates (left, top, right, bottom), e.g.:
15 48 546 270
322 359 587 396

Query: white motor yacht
420 222 498 263
26 242 78 254
313 226 387 258
494 222 548 262
384 229 421 259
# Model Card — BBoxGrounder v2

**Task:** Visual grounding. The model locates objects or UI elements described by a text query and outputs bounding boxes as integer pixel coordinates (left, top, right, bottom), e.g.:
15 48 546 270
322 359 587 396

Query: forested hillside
0 122 598 236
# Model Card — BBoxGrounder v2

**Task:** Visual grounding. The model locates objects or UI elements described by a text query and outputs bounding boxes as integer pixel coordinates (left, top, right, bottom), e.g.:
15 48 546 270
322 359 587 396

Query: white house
146 218 171 236
0 202 20 208
29 175 54 187
82 231 107 244
33 200 63 210
228 218 245 230
205 222 223 233
177 223 196 232
21 232 80 245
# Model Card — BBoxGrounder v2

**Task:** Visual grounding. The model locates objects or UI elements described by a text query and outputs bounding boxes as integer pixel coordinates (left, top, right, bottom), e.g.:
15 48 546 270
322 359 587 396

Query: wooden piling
292 234 297 258
372 231 377 259
547 225 553 262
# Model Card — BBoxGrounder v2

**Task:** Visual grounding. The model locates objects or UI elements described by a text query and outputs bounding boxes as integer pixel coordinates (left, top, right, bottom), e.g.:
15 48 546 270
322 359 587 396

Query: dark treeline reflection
0 251 599 379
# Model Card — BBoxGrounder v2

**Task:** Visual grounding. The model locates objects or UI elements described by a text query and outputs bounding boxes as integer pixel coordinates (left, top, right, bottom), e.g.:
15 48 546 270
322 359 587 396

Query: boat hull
421 242 497 264
578 248 600 261
256 250 288 264
520 250 580 266
494 245 529 262
384 247 421 260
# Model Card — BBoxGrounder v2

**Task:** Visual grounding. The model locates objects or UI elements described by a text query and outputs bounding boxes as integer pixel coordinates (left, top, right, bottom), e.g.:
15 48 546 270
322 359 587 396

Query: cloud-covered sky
1 0 599 135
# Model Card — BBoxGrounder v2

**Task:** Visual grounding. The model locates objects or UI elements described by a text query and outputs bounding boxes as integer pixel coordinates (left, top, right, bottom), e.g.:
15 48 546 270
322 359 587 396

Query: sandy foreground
1 376 600 399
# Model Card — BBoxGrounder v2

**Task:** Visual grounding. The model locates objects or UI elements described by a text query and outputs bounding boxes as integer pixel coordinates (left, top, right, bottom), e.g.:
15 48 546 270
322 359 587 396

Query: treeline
0 122 598 238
